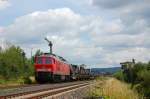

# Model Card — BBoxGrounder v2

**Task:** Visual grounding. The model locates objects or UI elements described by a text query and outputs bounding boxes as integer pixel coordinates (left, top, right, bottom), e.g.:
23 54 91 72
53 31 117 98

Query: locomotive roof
36 53 69 64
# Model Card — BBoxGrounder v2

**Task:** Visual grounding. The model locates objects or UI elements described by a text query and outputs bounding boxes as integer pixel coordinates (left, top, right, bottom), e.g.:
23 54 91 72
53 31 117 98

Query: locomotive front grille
36 72 53 82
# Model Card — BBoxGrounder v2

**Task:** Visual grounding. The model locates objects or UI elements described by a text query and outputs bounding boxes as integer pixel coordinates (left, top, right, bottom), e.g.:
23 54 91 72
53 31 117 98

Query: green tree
0 45 34 79
35 49 43 56
113 70 124 81
116 61 150 98
136 70 150 97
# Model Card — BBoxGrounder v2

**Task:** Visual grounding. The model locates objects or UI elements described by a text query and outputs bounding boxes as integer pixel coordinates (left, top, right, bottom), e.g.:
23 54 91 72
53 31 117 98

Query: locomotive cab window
36 57 43 64
45 57 52 64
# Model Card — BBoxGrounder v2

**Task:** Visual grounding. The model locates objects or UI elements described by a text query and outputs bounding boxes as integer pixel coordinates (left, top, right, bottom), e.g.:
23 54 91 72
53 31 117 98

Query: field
88 77 141 99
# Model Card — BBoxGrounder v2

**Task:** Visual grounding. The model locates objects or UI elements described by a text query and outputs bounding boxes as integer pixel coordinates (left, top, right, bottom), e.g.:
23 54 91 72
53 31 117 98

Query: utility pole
31 48 33 64
22 51 26 70
45 37 53 54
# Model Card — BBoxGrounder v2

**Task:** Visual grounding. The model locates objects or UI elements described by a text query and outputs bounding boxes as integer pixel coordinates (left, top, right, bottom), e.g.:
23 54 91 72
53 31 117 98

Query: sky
0 0 150 68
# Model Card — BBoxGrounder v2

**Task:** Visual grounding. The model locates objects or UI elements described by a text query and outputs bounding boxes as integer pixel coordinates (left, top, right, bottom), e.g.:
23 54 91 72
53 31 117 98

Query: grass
89 77 142 99
0 76 36 88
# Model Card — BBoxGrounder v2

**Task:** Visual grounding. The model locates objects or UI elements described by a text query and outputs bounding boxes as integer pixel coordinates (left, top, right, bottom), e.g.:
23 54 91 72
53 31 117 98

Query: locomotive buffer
45 37 53 54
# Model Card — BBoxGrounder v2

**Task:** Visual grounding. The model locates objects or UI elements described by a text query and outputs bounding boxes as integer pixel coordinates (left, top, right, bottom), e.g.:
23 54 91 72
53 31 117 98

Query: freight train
34 53 91 82
34 38 91 83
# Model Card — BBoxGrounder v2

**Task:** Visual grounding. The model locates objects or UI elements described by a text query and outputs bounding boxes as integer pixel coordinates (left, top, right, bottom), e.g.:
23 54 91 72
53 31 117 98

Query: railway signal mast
45 37 53 54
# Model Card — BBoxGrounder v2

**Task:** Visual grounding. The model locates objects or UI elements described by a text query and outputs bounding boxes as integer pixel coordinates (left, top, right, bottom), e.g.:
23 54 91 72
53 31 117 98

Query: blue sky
0 0 150 68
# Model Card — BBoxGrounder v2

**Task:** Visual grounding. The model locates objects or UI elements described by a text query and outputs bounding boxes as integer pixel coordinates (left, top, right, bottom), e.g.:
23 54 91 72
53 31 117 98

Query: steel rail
0 81 90 99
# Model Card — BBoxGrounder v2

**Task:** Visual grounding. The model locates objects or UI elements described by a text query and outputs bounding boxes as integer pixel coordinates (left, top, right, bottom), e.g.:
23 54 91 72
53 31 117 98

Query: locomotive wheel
65 75 70 81
53 74 61 82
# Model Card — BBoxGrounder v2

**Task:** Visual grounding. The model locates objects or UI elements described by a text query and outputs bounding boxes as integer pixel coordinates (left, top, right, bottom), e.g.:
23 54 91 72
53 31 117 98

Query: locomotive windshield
45 57 52 64
36 57 52 64
37 57 43 64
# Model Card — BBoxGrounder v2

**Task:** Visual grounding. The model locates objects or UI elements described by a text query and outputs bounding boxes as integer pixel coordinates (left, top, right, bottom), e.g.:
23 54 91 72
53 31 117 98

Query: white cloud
3 8 87 43
103 47 150 65
2 7 150 67
0 0 10 10
0 26 4 33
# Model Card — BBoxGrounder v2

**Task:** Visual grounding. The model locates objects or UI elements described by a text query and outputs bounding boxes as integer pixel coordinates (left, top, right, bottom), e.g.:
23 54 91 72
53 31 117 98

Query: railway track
0 81 91 99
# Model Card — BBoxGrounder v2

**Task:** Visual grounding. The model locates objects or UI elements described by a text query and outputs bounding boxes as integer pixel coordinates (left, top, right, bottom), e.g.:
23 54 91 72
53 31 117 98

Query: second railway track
0 81 91 99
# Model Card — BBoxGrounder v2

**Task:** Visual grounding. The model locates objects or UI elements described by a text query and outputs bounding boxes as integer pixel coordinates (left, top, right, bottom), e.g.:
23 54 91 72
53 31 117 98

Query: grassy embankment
0 76 36 88
89 77 142 99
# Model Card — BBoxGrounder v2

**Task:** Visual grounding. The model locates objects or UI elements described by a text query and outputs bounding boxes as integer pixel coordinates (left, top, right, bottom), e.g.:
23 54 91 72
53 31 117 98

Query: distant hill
91 67 121 75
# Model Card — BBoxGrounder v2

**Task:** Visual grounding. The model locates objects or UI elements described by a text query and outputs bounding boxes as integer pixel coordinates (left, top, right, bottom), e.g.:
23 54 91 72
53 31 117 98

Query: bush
0 45 34 84
23 76 32 84
137 70 150 97
116 61 150 98
113 70 124 81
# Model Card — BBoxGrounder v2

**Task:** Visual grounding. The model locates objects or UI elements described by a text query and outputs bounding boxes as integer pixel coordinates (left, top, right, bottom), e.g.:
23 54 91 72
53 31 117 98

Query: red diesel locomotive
34 53 70 82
